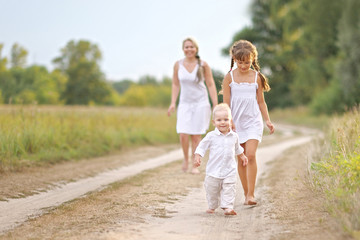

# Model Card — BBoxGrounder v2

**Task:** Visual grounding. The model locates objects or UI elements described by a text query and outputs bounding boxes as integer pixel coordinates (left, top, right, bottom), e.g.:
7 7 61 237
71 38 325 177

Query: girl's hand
266 120 275 134
167 104 175 116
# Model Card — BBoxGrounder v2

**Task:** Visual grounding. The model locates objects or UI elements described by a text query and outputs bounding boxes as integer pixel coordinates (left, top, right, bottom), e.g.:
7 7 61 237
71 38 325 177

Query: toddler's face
213 110 231 134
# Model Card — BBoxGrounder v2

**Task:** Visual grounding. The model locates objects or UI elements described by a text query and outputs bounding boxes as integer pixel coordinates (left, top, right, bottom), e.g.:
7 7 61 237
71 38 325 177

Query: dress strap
254 72 258 83
230 71 234 83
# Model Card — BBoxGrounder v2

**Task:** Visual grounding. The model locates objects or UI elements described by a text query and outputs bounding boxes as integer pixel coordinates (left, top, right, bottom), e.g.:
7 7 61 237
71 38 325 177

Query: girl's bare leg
190 135 202 174
244 139 259 205
238 143 248 198
179 133 190 172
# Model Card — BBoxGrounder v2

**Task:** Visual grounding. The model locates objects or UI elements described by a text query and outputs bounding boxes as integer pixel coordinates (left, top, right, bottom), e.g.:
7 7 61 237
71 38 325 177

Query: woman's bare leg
190 135 202 174
179 133 189 172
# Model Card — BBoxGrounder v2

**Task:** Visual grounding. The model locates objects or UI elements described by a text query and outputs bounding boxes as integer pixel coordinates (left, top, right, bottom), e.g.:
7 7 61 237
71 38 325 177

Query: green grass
270 106 330 130
270 106 360 237
310 107 360 238
0 105 178 171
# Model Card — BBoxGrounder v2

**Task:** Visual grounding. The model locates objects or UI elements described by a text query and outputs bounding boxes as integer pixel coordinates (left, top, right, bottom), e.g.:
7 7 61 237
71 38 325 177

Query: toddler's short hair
213 103 232 119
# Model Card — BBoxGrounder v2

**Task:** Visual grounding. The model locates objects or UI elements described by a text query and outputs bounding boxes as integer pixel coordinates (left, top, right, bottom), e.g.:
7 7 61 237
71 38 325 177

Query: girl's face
183 40 197 58
235 57 252 73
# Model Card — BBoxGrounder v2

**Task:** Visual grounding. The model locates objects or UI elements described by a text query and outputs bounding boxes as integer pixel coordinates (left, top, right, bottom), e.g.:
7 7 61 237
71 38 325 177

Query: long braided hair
182 37 204 83
229 40 270 92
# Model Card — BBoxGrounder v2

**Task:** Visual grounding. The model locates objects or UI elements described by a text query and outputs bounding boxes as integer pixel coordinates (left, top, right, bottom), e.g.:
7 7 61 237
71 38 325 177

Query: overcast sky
0 0 252 81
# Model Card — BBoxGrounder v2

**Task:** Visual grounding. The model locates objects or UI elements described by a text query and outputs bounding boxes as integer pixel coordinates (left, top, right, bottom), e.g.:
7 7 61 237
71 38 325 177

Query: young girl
222 40 275 205
168 37 218 174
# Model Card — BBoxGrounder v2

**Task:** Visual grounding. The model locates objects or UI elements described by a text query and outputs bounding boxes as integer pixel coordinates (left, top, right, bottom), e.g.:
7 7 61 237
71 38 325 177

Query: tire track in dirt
0 149 184 234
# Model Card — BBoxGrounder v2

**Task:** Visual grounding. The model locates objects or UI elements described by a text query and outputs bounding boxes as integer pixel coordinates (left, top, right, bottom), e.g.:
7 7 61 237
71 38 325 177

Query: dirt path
103 137 313 240
0 125 353 240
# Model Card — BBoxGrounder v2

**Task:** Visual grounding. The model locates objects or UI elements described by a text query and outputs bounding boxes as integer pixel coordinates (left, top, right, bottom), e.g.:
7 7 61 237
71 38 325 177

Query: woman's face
183 40 197 58
235 57 252 73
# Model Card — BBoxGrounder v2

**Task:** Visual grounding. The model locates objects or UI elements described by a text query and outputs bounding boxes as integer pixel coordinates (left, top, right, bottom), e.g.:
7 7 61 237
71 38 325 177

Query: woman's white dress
230 71 263 143
176 59 211 135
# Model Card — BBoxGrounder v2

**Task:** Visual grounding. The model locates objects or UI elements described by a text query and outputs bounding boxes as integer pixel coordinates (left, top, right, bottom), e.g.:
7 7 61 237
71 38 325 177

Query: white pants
204 175 236 210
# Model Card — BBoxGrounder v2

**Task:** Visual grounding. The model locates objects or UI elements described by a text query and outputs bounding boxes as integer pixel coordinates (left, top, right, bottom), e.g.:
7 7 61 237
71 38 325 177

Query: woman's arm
256 76 275 134
168 62 180 116
203 61 218 106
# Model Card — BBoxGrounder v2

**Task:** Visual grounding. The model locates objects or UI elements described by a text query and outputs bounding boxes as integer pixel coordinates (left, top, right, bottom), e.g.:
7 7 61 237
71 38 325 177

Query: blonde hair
213 103 232 119
229 40 270 92
182 37 204 83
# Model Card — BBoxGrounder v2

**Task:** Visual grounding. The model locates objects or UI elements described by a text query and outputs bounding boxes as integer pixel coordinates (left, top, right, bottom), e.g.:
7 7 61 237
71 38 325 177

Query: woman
168 37 218 174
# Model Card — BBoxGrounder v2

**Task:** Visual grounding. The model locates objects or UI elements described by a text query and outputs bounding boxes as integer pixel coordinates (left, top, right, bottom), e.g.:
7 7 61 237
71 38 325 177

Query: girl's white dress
230 71 263 143
176 59 211 135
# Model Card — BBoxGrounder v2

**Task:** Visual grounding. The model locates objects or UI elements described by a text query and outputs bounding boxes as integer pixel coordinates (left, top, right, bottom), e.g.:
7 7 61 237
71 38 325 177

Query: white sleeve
234 134 244 155
194 133 212 157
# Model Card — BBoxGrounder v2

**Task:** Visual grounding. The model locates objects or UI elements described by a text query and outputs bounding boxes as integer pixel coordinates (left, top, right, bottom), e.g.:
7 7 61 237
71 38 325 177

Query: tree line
0 40 225 107
223 0 360 114
0 41 175 107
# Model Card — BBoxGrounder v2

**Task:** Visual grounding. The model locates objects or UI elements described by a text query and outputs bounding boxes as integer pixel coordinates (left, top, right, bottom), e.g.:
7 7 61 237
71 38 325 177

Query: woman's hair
213 103 232 120
182 37 204 83
229 40 270 92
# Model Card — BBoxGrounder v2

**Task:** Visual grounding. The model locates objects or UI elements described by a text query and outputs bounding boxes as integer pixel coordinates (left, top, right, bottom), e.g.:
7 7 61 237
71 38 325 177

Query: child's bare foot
191 168 200 174
244 196 257 205
182 160 188 172
224 209 237 215
206 209 215 213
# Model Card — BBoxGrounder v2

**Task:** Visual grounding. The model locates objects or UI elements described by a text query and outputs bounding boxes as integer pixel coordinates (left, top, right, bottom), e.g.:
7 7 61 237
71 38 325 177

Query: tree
336 0 360 108
112 79 134 95
53 40 113 105
138 75 158 85
0 44 7 72
10 43 28 68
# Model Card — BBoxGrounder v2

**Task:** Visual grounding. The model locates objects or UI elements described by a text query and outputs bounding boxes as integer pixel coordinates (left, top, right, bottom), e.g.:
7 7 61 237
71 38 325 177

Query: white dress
230 71 263 143
176 59 211 135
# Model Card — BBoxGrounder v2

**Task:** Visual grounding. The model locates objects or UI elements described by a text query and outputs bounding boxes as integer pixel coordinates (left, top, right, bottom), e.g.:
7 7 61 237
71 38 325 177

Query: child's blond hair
213 103 232 119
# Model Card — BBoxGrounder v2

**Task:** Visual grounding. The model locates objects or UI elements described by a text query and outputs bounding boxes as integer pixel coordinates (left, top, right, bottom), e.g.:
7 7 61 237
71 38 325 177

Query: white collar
214 127 233 136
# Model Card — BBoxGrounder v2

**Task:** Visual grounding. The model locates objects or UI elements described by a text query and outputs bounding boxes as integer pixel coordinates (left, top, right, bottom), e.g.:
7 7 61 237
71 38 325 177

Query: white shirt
195 128 244 181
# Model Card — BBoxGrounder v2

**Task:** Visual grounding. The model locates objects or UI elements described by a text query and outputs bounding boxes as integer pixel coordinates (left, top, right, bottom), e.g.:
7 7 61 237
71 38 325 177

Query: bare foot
206 209 215 213
224 209 237 215
244 197 257 205
191 167 200 174
191 168 200 174
182 160 188 172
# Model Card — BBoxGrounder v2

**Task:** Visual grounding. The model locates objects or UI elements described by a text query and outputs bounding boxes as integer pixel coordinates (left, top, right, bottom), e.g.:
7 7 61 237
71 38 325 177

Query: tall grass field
0 105 178 172
311 108 360 238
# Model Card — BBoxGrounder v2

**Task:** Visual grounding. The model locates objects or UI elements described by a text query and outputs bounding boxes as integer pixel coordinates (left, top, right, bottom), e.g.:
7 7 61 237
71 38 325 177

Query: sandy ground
0 125 354 240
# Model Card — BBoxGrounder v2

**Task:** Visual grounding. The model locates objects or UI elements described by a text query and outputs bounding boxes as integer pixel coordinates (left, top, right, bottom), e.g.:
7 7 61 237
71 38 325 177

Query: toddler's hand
194 155 201 167
240 155 248 166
